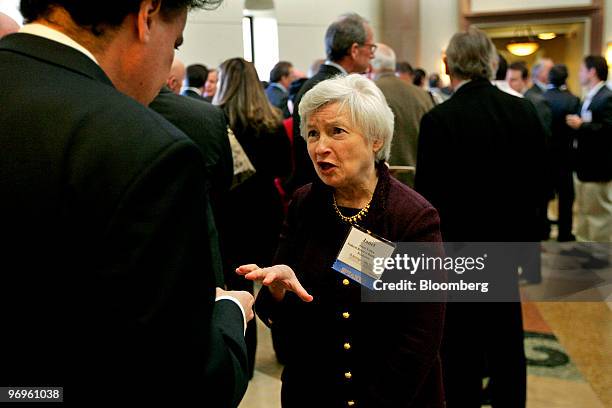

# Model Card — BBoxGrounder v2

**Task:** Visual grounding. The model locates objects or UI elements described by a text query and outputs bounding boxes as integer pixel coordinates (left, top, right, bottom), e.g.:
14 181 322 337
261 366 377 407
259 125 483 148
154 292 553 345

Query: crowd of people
0 1 610 407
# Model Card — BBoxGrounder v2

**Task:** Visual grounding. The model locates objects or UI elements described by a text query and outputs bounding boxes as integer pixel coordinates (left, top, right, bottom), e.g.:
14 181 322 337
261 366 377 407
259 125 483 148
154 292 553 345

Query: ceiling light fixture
507 26 540 56
537 32 557 40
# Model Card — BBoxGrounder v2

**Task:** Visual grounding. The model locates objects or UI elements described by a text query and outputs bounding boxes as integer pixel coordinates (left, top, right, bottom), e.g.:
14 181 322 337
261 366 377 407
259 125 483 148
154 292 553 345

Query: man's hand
566 114 583 130
216 288 255 322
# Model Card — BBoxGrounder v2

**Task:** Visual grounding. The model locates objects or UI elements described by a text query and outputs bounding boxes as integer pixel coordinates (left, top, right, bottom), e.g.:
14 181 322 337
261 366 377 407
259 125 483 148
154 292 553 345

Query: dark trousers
554 168 575 240
441 302 526 408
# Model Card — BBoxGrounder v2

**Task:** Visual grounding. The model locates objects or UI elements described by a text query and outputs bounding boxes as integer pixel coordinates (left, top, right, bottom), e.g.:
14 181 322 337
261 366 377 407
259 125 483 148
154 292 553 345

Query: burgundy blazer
256 163 446 408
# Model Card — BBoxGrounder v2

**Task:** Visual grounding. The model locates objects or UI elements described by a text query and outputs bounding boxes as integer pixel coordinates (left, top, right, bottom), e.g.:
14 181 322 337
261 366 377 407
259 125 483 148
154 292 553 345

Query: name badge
581 110 592 123
332 226 396 289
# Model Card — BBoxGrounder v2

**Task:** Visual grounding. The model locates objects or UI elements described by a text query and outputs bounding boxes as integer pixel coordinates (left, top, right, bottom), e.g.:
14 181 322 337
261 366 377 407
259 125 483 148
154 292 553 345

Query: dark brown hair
214 58 282 136
20 0 221 35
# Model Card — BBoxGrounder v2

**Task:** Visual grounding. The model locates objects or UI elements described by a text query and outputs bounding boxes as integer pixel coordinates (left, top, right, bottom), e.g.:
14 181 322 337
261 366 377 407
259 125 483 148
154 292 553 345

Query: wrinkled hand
216 287 255 322
565 114 583 130
236 264 314 302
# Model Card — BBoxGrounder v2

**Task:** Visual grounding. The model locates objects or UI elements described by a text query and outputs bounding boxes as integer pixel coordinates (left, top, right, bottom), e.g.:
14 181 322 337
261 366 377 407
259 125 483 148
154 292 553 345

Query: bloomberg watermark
347 242 611 302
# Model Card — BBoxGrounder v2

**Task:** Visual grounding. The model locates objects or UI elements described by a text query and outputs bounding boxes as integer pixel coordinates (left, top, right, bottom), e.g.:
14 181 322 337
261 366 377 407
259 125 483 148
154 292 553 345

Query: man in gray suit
372 43 434 186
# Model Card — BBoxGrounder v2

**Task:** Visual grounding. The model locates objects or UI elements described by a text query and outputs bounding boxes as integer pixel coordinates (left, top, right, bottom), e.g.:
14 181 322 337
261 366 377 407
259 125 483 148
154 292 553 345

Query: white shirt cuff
215 296 247 335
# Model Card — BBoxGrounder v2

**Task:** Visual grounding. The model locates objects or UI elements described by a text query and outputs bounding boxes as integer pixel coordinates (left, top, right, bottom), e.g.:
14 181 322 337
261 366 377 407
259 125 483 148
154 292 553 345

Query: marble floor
238 277 611 407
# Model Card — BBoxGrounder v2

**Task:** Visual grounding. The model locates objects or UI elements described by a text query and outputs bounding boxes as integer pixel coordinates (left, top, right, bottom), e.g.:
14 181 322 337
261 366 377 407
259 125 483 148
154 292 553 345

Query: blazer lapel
586 86 612 113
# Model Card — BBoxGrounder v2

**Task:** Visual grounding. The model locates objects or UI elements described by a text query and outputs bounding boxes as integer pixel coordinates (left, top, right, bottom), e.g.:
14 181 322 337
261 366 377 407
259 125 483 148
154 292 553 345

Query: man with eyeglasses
285 12 376 196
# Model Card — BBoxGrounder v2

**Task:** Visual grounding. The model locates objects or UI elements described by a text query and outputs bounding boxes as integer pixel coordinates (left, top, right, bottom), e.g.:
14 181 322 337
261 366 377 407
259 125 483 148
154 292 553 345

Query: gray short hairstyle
445 27 498 81
299 74 394 162
325 13 368 62
531 58 552 80
371 43 396 72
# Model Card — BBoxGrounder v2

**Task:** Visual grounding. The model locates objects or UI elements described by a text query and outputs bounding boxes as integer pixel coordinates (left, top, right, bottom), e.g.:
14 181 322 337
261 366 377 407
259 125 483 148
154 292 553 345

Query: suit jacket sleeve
101 139 248 405
206 300 250 407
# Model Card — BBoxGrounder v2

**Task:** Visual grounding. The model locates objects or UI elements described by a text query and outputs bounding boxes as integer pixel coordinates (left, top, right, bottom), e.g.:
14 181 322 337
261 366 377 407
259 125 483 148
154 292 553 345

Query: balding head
371 43 396 74
0 12 19 39
167 57 186 95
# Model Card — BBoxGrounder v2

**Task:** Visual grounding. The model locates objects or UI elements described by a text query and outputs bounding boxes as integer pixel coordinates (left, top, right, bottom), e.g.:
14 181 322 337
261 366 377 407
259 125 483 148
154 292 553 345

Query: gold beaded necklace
332 194 372 225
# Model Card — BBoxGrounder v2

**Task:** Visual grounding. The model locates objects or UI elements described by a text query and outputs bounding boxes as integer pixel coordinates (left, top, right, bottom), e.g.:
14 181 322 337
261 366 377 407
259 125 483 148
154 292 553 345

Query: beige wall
419 0 459 81
276 0 382 74
177 0 382 74
176 2 244 69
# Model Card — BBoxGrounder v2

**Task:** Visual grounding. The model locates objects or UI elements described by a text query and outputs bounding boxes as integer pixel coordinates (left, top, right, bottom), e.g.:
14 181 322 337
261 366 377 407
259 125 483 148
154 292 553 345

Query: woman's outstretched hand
236 264 314 302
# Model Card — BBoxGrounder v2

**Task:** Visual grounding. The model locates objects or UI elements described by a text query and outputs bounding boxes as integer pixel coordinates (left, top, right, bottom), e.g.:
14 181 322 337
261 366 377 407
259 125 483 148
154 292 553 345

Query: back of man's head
548 64 568 88
584 55 608 82
186 64 208 88
269 61 292 83
429 73 441 89
324 12 367 62
495 53 507 81
20 0 220 35
308 58 324 77
446 27 497 81
371 43 395 74
0 12 19 38
167 57 186 94
396 61 413 76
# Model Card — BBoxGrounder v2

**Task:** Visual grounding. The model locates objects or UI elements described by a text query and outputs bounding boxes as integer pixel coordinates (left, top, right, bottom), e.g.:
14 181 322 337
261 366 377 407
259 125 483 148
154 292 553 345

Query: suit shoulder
598 85 612 100
151 90 225 125
388 176 436 215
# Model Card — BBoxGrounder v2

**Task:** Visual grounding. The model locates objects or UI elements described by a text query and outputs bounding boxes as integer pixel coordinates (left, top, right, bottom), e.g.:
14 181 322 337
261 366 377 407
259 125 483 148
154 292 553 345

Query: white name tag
332 226 396 289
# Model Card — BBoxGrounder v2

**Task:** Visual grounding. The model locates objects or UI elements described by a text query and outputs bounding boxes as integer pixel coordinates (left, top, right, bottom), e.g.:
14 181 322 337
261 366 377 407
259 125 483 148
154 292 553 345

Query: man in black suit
150 82 233 286
567 56 612 246
415 28 546 408
286 12 376 194
507 61 553 240
0 0 253 405
265 60 294 119
184 63 208 99
543 64 581 241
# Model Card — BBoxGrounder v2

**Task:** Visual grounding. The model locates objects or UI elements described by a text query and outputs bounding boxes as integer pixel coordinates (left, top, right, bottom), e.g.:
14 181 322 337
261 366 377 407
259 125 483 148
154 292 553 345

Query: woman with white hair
237 74 445 407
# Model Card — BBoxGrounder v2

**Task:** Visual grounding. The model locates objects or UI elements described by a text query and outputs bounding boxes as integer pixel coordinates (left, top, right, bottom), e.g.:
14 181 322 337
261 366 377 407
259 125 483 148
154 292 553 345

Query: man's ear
349 42 360 60
137 0 163 43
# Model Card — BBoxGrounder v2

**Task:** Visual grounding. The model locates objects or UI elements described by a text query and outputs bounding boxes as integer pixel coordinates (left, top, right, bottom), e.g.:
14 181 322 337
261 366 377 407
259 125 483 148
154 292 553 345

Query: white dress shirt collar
324 60 348 75
19 23 99 65
185 87 202 96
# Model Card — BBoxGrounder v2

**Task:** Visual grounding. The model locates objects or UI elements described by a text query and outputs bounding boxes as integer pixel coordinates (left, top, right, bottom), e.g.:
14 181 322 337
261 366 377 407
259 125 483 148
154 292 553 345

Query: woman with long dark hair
214 58 291 377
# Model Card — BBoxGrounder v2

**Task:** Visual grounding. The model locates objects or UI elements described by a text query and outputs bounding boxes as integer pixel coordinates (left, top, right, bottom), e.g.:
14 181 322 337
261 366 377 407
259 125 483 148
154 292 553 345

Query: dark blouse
221 123 291 284
255 163 446 408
